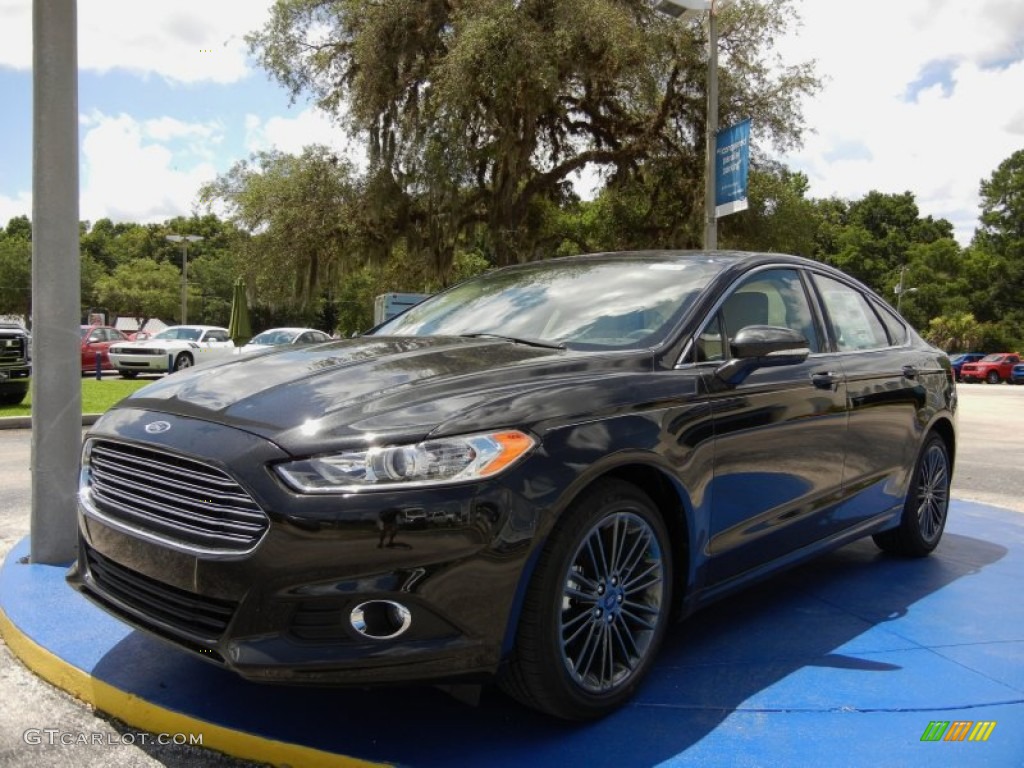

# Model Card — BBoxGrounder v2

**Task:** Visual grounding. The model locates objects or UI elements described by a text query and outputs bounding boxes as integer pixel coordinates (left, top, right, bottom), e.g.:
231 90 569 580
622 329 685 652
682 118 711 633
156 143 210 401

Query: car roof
161 325 229 331
253 327 321 334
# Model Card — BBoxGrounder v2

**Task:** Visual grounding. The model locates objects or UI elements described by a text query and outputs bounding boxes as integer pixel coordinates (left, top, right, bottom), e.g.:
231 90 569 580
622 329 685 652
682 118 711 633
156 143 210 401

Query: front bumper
68 409 540 685
109 353 173 372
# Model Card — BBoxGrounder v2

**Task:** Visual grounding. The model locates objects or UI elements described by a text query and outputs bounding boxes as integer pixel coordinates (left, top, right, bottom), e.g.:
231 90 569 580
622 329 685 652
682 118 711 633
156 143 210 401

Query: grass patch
0 376 153 418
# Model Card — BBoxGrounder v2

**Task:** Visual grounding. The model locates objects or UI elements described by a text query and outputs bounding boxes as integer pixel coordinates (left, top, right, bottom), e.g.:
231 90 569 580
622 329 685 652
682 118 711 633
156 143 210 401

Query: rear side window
813 275 890 352
873 302 908 346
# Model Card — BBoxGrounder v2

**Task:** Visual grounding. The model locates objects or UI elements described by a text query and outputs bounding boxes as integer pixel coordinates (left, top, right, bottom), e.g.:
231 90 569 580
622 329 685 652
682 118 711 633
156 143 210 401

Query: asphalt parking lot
0 384 1022 767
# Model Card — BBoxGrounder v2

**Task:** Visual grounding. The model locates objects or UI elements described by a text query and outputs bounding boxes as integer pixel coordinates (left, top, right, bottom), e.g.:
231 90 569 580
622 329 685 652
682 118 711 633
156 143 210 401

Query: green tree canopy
971 148 1024 327
93 258 182 328
0 230 31 321
248 0 819 269
200 146 364 316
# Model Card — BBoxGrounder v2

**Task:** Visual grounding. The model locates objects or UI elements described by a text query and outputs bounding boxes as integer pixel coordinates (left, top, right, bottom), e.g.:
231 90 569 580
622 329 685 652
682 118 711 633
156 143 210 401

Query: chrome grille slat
90 489 264 543
84 439 269 555
91 443 241 490
90 464 266 523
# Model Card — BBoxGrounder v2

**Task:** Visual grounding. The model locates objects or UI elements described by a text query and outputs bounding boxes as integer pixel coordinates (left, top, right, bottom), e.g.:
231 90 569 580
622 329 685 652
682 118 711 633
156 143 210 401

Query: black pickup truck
0 322 31 405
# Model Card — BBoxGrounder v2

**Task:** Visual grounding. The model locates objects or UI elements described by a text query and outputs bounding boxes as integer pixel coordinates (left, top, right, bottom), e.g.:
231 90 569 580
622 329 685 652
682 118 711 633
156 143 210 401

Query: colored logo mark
920 721 996 742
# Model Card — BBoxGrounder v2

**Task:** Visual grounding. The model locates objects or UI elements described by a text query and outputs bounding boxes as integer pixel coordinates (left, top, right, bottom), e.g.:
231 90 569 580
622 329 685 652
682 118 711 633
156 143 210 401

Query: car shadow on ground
87 530 1008 767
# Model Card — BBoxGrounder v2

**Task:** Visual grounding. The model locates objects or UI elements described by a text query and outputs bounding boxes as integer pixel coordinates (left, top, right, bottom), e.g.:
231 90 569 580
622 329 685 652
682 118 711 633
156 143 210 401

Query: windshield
373 255 723 349
250 330 298 345
153 327 202 341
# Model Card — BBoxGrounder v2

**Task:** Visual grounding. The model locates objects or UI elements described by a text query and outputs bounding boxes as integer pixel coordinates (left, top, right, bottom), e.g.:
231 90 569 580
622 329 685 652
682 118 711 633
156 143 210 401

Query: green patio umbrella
227 277 252 347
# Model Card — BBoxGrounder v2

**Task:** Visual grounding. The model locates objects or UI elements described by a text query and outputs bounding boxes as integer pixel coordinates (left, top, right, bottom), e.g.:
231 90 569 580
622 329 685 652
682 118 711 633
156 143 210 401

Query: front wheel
873 434 951 557
119 370 137 379
986 370 1001 385
172 353 193 372
498 479 673 720
0 389 28 406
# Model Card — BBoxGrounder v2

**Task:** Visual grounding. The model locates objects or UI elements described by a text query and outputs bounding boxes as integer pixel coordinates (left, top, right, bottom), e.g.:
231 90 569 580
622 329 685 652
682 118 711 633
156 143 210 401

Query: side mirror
715 325 809 387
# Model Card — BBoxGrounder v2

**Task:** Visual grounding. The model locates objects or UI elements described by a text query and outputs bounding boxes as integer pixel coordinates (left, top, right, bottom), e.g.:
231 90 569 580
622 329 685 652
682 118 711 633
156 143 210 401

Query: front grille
0 335 27 365
84 439 269 555
85 545 235 650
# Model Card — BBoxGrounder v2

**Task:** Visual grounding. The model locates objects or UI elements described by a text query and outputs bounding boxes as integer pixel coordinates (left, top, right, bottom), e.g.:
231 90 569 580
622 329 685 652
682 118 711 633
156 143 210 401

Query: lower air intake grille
85 546 236 644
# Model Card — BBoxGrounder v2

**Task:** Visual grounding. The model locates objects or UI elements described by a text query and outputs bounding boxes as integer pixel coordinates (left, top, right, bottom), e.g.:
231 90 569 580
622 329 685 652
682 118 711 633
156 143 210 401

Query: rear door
810 273 925 522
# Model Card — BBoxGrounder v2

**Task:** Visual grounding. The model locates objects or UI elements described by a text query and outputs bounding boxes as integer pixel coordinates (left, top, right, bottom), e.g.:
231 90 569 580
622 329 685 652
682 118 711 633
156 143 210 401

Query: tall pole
31 0 80 564
896 265 907 314
166 234 202 324
180 242 188 324
704 3 719 250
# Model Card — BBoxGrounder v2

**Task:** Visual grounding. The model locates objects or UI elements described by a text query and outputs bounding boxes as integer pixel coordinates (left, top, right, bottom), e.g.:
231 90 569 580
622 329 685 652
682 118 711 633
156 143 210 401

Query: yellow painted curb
0 606 390 768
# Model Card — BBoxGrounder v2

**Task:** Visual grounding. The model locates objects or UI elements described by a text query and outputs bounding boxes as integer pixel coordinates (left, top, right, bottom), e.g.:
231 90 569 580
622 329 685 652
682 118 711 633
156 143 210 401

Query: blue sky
1 0 1023 245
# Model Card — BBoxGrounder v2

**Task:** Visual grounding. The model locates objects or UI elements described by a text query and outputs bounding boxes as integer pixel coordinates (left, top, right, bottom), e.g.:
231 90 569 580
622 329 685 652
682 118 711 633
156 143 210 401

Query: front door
699 268 849 587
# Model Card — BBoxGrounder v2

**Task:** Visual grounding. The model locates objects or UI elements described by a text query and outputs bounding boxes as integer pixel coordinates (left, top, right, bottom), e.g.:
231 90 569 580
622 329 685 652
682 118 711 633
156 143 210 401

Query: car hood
111 336 657 454
112 338 196 350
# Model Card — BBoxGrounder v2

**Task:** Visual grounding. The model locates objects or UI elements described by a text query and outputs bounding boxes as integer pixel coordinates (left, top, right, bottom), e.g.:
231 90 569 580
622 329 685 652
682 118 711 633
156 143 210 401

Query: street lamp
653 0 733 250
894 265 918 314
165 234 204 324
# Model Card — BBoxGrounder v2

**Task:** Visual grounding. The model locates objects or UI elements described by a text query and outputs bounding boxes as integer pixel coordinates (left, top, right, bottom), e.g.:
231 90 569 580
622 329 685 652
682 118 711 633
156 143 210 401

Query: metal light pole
31 0 81 564
166 234 203 324
894 265 918 315
653 0 731 250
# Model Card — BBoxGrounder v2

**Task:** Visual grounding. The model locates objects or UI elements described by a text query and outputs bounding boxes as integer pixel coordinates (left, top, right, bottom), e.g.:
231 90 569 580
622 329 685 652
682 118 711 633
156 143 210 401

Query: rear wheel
498 479 673 720
873 434 950 557
986 370 1001 384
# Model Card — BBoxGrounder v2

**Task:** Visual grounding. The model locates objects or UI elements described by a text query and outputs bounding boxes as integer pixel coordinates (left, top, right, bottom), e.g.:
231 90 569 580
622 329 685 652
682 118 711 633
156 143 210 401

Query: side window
721 268 821 353
696 314 725 362
813 275 890 352
874 301 908 346
693 268 821 362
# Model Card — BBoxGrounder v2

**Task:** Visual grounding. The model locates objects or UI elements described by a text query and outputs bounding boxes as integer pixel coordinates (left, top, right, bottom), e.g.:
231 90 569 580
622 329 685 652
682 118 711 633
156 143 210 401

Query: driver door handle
811 371 840 389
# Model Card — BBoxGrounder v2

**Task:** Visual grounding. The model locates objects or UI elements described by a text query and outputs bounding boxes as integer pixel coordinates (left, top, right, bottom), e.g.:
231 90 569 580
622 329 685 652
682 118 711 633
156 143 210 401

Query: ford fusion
69 251 956 720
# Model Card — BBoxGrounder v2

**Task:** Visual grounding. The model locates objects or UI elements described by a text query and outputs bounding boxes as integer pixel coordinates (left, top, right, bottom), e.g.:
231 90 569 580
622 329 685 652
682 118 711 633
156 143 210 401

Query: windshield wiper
458 333 566 350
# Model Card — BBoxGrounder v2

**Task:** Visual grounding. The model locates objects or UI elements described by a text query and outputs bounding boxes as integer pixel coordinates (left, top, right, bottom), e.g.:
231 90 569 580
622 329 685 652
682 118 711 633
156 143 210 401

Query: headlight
275 430 536 493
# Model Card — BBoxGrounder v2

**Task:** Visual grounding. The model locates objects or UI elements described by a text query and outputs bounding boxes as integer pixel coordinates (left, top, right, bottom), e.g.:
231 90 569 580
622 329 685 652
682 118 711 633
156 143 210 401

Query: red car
959 353 1021 384
80 325 129 374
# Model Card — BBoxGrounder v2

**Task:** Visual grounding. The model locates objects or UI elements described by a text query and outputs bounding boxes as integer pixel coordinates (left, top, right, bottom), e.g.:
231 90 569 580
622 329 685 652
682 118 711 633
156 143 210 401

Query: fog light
350 600 412 640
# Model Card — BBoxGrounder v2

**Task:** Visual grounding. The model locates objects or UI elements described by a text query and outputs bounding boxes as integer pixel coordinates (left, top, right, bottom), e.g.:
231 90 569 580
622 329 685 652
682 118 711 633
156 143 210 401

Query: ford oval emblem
144 421 172 434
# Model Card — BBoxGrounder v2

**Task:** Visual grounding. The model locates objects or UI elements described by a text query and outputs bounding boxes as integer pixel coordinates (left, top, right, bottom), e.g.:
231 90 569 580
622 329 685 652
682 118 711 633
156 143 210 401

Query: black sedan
68 251 957 720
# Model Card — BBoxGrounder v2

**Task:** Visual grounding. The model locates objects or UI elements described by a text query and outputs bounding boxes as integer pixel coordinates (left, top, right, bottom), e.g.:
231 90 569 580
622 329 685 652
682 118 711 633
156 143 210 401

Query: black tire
873 434 950 557
119 371 137 380
498 479 673 720
0 390 28 406
172 353 193 372
986 370 1001 385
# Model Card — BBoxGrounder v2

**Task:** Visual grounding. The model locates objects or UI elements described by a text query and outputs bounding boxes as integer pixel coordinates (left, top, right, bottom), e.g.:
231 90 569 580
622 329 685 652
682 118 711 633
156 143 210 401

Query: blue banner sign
715 118 751 218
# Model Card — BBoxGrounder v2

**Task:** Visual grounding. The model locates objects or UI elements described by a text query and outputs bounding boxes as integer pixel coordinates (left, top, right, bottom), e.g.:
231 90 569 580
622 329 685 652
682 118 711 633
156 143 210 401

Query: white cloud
0 0 271 84
244 108 368 170
0 191 31 228
776 0 1024 244
79 111 219 223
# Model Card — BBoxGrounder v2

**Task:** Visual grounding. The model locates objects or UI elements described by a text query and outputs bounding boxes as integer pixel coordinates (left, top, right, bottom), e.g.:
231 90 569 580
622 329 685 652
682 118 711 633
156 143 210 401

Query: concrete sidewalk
1 499 1022 767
